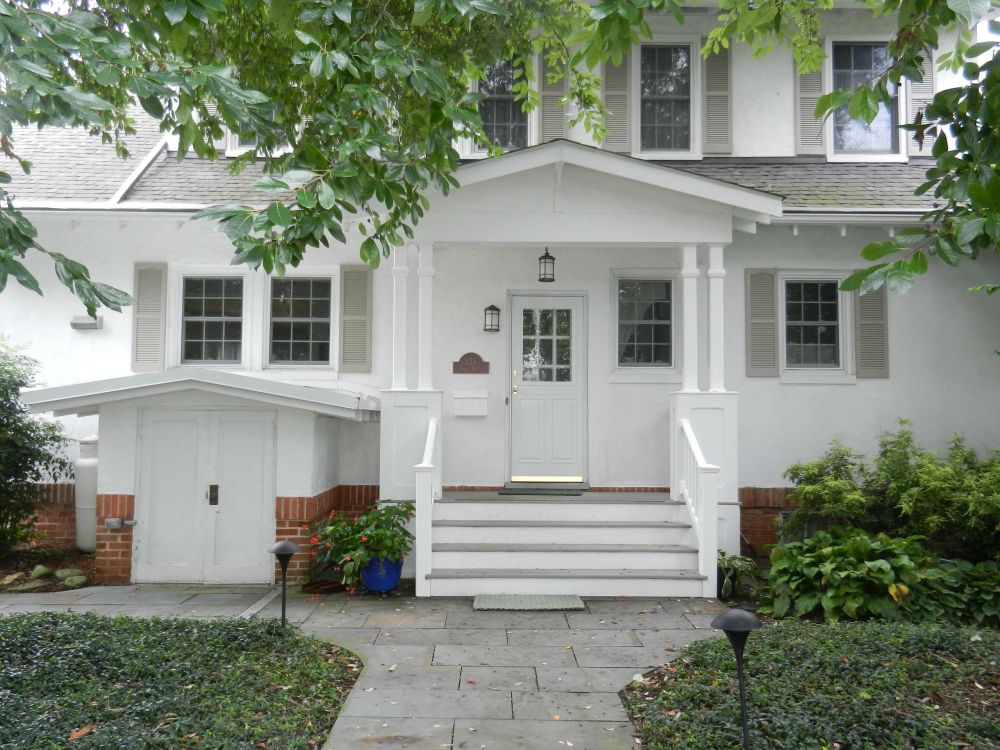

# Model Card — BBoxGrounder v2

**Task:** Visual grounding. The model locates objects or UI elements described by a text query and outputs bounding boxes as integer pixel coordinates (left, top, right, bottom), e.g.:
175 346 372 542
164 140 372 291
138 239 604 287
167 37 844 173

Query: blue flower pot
360 557 403 595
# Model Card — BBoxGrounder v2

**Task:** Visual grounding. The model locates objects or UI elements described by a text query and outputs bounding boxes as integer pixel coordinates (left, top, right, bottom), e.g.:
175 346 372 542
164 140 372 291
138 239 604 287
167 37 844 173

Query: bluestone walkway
0 586 724 750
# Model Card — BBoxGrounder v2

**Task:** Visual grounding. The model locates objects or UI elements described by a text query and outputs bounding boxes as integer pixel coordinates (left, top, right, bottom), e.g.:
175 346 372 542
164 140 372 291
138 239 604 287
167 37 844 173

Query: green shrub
764 529 1000 627
717 549 760 600
783 420 1000 558
310 502 414 587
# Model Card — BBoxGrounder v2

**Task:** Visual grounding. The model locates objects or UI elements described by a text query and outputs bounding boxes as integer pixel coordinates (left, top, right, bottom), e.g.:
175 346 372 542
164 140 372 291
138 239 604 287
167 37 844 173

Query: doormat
498 487 583 496
473 594 585 611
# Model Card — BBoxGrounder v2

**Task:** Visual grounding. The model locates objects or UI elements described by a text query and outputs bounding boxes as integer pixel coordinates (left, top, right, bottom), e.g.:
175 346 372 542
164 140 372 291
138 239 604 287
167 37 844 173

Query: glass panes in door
522 308 572 382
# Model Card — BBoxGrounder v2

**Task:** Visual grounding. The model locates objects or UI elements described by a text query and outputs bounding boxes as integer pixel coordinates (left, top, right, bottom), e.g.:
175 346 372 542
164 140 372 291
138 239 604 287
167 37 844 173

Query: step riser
433 503 685 523
433 526 695 545
428 577 707 597
432 550 697 568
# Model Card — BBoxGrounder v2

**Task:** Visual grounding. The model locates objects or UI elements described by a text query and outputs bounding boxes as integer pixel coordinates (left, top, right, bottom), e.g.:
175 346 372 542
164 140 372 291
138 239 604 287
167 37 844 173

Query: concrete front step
439 492 675 504
432 543 698 569
434 500 686 523
432 520 694 545
427 568 707 597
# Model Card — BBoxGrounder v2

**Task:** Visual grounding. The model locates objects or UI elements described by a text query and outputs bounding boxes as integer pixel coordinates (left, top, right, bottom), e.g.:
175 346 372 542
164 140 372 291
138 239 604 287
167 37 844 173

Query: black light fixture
711 608 763 750
538 247 555 283
483 305 501 332
269 539 299 627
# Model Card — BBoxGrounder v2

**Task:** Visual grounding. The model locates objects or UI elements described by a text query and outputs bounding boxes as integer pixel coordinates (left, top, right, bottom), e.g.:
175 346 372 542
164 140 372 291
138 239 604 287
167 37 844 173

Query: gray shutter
855 285 889 378
745 269 779 376
796 68 825 155
702 45 732 154
540 55 568 142
339 266 372 373
907 50 935 156
132 263 167 372
602 52 630 153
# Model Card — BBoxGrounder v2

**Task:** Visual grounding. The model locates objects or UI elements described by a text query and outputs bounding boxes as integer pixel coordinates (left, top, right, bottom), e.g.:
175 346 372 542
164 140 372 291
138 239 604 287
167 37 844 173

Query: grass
623 620 999 750
0 613 361 749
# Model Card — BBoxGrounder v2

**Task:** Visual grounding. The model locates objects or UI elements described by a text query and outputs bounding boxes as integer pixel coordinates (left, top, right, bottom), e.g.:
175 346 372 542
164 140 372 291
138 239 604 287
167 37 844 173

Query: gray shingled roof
8 113 164 202
123 152 275 204
673 161 934 210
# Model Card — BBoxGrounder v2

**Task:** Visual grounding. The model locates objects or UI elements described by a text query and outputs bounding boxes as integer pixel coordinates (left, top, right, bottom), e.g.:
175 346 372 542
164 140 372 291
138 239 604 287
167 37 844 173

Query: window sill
631 151 701 161
780 370 856 385
609 368 681 384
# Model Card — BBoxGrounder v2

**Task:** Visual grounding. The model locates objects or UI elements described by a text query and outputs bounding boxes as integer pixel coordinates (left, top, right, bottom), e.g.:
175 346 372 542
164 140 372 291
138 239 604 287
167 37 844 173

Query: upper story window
182 277 244 363
783 279 840 369
639 45 691 152
832 43 899 154
478 60 528 151
617 278 673 367
269 278 332 365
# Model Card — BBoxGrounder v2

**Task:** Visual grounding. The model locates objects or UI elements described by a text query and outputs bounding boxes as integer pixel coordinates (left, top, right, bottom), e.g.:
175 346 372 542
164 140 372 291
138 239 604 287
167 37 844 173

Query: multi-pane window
785 280 840 368
182 277 243 363
618 279 672 367
639 46 691 151
479 61 528 151
832 43 899 153
270 278 332 364
522 308 572 382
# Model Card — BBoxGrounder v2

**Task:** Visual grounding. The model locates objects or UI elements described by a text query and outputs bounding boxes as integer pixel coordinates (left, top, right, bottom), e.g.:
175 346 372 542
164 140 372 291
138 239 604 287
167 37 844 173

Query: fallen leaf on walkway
364 688 374 692
68 725 95 741
387 664 397 672
551 715 560 721
467 679 477 685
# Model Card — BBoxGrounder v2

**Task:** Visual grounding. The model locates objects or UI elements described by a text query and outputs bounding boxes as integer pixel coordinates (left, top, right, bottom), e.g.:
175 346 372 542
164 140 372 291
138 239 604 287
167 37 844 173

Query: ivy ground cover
0 613 360 749
624 620 999 750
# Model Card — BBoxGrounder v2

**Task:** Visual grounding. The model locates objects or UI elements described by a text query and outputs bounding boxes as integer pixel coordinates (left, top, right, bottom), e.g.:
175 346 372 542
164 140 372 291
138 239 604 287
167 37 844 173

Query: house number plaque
452 352 489 374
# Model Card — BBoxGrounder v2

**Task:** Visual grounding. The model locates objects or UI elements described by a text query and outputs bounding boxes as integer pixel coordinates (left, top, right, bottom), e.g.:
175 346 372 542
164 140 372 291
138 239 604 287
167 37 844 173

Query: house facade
5 10 999 596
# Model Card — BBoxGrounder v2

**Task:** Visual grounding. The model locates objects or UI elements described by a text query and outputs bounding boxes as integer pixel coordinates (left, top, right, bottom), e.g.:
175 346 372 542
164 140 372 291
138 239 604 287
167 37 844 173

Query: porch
377 141 783 597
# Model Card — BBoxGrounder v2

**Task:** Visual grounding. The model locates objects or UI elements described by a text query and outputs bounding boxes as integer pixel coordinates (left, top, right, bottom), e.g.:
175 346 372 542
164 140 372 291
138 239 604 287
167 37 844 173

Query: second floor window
639 45 691 152
182 277 243 363
270 278 332 364
478 61 527 151
832 43 899 154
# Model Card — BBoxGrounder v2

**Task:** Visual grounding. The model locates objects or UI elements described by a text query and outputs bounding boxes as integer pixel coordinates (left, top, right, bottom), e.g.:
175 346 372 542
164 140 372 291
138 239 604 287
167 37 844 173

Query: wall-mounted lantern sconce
483 305 500 332
538 248 555 283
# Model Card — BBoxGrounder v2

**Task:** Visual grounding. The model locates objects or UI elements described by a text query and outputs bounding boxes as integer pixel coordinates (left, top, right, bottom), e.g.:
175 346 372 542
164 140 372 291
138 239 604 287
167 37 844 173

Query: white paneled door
135 409 275 583
509 295 587 482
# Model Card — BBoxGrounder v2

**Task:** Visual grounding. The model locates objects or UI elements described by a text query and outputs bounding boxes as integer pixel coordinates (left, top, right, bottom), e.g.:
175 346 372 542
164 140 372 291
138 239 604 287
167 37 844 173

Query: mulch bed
0 540 95 593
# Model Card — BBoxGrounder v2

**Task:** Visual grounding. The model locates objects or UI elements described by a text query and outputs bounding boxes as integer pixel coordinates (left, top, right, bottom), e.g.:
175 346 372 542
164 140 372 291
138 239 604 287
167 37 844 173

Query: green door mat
473 594 585 611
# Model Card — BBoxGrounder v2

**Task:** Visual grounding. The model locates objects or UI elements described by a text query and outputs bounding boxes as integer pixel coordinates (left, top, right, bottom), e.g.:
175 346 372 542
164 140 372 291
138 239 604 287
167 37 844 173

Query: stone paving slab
434 645 578 667
295 611 369 628
507 628 637 647
451 719 636 750
301 627 379 650
0 590 91 605
364 610 448 629
323 717 455 750
566 613 693 630
2 604 73 615
184 592 267 607
460 666 537 691
668 599 726 615
633 628 719 650
71 587 197 605
574 645 682 668
375 628 508 646
582 599 666 615
353 665 462 691
445 611 570 629
513 690 630 722
684 613 717 629
535 667 640 692
351 645 433 666
255 598 321 623
341 688 513 719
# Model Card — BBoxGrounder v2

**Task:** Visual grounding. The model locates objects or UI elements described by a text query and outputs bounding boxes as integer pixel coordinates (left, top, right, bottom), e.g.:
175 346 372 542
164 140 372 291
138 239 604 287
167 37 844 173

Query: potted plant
717 549 760 601
311 502 415 596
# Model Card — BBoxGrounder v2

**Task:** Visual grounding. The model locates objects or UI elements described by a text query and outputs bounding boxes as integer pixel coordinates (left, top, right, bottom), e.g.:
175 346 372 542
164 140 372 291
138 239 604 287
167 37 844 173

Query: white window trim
631 35 702 160
264 269 339 370
224 128 293 157
609 268 681 384
778 270 856 384
459 55 542 160
825 36 908 164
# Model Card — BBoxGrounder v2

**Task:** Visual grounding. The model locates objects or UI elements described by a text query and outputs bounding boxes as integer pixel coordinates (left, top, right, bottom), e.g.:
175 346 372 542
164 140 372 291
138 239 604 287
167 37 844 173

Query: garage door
134 409 275 583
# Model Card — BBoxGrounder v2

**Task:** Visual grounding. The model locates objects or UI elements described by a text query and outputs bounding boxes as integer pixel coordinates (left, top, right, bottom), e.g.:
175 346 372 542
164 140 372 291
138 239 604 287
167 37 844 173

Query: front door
135 409 275 583
509 295 587 482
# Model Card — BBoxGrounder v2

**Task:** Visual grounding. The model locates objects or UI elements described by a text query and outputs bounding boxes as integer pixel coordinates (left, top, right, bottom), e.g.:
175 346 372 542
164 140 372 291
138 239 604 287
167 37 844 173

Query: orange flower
360 536 368 543
325 542 331 549
300 523 309 530
344 555 352 561
310 536 320 545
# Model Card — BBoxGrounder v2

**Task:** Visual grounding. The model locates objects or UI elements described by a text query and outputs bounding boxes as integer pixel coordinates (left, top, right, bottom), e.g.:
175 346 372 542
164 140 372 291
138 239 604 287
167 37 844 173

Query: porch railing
676 417 721 597
413 416 439 597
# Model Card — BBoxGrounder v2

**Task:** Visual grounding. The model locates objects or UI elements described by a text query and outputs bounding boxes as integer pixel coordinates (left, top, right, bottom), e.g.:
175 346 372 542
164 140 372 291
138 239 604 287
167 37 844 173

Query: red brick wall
94 494 135 584
275 485 379 582
739 487 795 557
32 483 77 542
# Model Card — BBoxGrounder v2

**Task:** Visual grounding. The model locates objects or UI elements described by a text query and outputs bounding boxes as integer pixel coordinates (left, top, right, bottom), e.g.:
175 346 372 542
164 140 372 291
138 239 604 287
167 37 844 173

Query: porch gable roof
22 369 380 420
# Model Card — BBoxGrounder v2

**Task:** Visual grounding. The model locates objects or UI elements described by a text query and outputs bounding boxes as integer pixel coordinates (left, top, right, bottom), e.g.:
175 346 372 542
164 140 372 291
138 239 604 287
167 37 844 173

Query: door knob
512 385 518 394
208 484 219 506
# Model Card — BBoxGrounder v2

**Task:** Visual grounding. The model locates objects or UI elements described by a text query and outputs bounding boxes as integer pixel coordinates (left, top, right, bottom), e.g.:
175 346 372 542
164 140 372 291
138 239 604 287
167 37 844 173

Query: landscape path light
269 540 299 627
711 607 763 750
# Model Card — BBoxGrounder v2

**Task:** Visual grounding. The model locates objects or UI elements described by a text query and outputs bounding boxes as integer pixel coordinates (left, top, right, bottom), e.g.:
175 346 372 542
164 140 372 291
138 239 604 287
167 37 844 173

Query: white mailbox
453 389 488 417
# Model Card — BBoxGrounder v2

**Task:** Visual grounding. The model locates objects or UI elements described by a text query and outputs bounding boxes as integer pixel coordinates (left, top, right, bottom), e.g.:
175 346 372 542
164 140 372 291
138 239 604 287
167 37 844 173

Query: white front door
135 409 275 583
509 295 587 482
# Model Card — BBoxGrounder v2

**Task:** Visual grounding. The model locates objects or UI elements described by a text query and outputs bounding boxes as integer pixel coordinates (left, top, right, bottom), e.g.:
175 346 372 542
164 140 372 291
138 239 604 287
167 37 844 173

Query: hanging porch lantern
538 248 555 283
483 305 501 332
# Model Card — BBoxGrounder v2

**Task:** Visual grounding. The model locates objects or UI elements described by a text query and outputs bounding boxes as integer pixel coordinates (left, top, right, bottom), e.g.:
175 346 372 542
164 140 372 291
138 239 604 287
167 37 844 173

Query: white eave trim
456 140 785 218
23 370 380 421
15 201 208 212
110 135 170 204
775 210 925 224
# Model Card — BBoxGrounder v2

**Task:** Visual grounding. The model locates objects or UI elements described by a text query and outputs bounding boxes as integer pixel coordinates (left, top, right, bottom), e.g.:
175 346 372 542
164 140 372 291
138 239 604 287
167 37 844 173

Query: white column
417 244 435 391
391 245 409 391
681 244 700 392
708 244 727 392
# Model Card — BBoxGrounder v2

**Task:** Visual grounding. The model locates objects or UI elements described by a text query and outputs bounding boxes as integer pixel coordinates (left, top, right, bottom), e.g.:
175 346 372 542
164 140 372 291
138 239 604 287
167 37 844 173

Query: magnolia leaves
945 0 992 27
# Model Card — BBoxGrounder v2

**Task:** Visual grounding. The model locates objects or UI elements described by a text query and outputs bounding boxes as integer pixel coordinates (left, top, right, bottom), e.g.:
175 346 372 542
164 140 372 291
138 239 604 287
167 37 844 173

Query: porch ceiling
418 140 783 245
22 369 380 420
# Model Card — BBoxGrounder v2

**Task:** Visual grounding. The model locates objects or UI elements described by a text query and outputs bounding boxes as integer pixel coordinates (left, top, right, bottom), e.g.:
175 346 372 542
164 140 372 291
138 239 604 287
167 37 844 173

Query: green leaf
840 265 888 292
359 237 379 266
860 241 901 261
163 0 188 25
224 212 256 241
908 251 928 275
956 217 986 246
815 90 851 118
317 180 337 210
266 202 294 227
946 0 990 26
3 259 42 295
331 1 352 24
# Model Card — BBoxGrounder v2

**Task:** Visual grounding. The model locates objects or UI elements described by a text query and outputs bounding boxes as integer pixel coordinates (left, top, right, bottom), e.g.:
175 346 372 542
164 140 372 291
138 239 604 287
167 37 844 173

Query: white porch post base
377 389 442 501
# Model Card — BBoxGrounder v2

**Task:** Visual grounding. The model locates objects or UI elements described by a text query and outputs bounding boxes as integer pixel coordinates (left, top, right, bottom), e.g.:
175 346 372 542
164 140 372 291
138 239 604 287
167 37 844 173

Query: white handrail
679 418 717 471
416 417 439 469
676 417 720 597
413 417 439 597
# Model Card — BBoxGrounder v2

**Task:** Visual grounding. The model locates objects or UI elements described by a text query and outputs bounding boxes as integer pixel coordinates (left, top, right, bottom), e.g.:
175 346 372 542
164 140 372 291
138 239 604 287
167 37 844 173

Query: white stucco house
5 10 999 596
